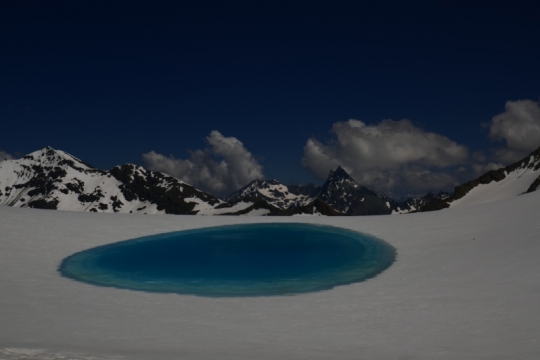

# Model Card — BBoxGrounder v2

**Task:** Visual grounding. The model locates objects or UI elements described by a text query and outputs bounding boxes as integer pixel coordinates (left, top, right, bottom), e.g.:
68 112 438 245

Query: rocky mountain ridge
0 147 249 215
1 145 539 216
226 166 417 215
225 179 319 210
419 146 540 211
0 147 335 216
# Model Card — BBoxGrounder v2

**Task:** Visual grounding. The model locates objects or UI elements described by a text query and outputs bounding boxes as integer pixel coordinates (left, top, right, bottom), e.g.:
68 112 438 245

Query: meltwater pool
59 223 396 297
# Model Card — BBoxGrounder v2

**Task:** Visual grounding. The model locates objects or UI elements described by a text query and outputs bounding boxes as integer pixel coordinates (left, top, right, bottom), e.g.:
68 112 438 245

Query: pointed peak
248 178 265 185
21 147 96 170
328 166 353 181
26 146 60 158
40 146 59 154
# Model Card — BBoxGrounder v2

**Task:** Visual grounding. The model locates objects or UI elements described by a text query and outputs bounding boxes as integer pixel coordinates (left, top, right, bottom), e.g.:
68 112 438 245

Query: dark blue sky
1 0 539 195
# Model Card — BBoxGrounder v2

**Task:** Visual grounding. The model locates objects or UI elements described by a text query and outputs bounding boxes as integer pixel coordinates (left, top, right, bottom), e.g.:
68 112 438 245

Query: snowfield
0 191 539 360
450 156 540 208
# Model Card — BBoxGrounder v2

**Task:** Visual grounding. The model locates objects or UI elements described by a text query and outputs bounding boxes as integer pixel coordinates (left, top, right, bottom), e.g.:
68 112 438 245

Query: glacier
0 189 539 359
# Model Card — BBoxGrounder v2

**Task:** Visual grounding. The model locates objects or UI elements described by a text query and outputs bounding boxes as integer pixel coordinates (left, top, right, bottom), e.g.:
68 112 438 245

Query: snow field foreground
0 191 539 360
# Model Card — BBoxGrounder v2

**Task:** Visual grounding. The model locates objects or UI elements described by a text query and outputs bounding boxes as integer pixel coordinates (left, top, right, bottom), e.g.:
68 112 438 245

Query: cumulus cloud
302 119 470 196
0 149 14 161
489 99 540 163
142 131 264 197
467 151 503 176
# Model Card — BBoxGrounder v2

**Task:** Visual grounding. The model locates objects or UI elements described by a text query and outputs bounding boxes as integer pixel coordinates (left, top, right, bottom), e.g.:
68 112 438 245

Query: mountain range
1 146 539 216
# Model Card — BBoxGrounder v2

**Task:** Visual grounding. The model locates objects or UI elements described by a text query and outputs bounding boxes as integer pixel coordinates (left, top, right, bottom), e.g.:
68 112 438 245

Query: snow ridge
420 145 540 211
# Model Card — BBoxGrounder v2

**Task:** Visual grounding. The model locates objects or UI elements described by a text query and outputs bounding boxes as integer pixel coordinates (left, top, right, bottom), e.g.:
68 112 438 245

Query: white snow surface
451 156 540 208
1 191 540 359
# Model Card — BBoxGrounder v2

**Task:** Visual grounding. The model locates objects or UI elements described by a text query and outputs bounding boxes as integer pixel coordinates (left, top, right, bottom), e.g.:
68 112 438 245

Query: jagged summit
319 166 397 215
225 178 317 210
226 166 417 216
328 166 353 180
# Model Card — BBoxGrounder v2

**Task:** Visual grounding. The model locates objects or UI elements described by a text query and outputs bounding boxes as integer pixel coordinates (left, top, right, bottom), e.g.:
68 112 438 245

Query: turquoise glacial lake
59 223 396 297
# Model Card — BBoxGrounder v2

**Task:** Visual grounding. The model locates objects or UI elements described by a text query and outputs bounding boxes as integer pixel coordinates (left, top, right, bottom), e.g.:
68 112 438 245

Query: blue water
59 223 396 297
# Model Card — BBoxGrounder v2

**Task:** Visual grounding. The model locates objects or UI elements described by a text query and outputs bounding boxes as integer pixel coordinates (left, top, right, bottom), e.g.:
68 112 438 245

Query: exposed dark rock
110 164 221 215
110 196 123 212
27 198 59 210
65 179 84 194
318 166 395 215
78 190 104 203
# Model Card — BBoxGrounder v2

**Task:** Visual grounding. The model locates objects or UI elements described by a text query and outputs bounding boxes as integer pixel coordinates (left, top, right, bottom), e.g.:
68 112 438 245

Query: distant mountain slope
225 169 405 216
225 179 320 209
0 147 250 215
220 197 340 216
224 167 427 216
391 191 451 214
421 146 540 211
317 166 398 215
7 145 535 217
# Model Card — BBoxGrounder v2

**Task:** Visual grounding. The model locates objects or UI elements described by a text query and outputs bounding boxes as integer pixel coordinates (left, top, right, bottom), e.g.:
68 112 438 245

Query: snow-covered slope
421 146 540 211
0 146 251 215
0 189 539 360
225 179 318 209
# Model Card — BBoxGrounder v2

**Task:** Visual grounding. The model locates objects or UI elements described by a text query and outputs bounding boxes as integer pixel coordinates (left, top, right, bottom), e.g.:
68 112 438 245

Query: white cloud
302 119 469 196
0 150 13 161
489 99 540 163
142 131 264 197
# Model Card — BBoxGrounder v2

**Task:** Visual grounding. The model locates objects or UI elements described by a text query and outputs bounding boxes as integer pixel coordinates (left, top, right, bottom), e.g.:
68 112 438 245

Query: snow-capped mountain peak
23 146 95 170
225 179 316 210
328 166 354 181
0 147 237 215
318 166 397 215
